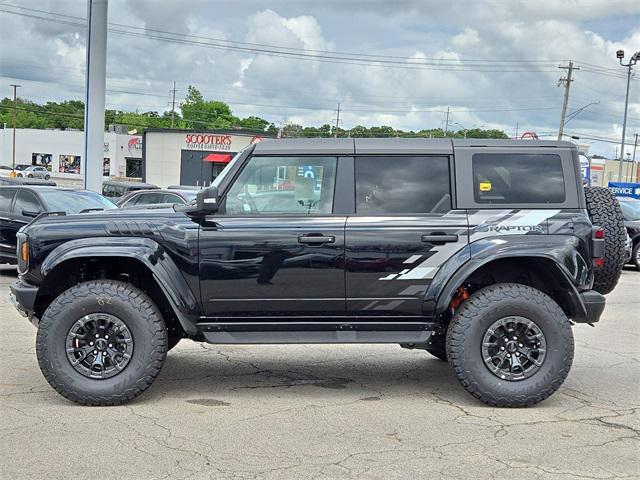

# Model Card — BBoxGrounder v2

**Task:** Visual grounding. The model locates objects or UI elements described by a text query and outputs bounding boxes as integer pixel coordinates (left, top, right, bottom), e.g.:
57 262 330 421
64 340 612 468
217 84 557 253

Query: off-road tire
584 186 626 294
36 280 168 405
425 333 448 361
446 283 574 407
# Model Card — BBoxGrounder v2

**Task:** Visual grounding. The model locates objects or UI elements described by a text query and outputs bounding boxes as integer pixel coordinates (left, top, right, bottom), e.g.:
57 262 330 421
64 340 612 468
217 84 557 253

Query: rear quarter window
472 153 565 204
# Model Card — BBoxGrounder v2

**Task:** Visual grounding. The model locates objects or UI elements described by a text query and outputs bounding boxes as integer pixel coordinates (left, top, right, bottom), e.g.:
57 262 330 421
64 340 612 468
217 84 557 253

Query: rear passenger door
345 155 469 317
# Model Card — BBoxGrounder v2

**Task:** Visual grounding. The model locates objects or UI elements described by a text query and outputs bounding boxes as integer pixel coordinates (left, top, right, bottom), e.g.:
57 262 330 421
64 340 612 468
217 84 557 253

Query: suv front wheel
36 280 168 405
446 283 574 407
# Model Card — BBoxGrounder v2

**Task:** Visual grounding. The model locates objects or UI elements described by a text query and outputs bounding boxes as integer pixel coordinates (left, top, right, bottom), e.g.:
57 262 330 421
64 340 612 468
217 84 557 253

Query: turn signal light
21 242 28 262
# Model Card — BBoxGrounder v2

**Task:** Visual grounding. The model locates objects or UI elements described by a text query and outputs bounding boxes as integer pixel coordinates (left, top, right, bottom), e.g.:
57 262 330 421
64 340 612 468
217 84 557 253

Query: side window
472 154 565 204
162 194 183 204
355 156 451 214
0 189 15 212
224 156 337 215
124 193 142 205
13 190 42 215
132 193 162 205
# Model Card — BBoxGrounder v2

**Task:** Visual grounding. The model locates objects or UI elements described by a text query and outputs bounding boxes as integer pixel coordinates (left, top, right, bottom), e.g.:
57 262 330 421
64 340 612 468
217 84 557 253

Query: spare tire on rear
584 186 626 294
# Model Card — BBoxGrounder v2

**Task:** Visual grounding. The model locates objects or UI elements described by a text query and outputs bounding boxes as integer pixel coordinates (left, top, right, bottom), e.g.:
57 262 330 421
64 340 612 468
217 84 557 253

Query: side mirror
196 185 219 214
22 210 39 218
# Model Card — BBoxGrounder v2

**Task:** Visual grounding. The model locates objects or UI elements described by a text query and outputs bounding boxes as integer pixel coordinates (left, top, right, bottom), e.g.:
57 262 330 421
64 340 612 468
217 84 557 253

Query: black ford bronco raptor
9 138 627 407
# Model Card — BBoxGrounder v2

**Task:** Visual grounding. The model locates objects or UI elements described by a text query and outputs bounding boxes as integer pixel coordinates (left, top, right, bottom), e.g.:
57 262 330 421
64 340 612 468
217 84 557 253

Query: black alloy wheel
65 313 133 379
481 316 547 381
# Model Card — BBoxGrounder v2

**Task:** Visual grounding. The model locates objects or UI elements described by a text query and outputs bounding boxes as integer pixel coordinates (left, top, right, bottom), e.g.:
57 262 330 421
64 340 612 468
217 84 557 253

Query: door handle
421 233 459 243
298 234 335 245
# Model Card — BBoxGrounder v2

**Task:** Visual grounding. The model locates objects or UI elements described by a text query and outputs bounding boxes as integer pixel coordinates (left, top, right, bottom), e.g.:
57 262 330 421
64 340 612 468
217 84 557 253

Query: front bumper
577 290 606 324
9 279 39 327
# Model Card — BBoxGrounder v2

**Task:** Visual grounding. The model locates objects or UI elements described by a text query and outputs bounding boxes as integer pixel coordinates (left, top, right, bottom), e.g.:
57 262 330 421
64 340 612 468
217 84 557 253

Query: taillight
591 226 605 267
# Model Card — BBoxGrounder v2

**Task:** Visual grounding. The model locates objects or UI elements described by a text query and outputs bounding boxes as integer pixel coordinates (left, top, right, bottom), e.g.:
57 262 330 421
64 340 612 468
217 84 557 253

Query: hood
22 208 192 239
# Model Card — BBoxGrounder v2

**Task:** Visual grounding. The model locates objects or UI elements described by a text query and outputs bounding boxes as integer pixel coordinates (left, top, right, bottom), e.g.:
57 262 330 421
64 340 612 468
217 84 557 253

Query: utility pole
557 61 579 140
615 50 639 181
333 103 340 138
515 122 519 139
632 133 638 182
170 81 177 128
444 106 450 136
9 84 20 171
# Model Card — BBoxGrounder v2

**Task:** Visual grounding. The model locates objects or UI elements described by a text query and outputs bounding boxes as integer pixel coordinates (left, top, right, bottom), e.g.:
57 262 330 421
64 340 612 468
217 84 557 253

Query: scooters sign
185 134 232 151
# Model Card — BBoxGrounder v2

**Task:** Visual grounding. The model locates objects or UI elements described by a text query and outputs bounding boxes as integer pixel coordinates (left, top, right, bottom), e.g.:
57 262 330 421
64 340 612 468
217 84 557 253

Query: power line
0 5 599 74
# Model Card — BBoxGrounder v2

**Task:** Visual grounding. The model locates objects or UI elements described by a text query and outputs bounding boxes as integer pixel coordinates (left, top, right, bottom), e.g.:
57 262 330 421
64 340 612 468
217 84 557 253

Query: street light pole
616 50 639 181
9 84 20 171
83 0 109 192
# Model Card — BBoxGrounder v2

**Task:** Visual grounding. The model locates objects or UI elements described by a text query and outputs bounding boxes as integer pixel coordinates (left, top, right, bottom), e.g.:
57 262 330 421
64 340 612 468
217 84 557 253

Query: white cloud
0 0 638 157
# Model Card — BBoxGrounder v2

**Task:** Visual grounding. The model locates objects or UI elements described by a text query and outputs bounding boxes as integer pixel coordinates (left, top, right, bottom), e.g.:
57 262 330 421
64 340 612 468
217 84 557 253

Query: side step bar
197 321 436 345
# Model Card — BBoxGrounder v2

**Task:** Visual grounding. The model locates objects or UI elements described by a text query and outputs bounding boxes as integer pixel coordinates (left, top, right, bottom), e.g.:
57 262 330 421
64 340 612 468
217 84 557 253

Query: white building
0 127 142 179
143 129 267 187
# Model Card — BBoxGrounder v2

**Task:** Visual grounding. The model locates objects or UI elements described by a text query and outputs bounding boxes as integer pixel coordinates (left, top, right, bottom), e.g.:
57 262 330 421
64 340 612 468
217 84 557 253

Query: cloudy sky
0 0 639 157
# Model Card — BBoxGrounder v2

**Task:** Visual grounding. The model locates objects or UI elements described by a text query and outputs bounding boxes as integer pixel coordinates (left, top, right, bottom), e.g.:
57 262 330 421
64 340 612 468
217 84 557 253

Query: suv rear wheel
584 186 626 294
36 280 168 405
446 283 574 407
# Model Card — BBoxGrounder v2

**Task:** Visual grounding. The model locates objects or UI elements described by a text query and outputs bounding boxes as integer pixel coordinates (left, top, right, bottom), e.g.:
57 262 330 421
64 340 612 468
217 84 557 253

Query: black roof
251 138 575 155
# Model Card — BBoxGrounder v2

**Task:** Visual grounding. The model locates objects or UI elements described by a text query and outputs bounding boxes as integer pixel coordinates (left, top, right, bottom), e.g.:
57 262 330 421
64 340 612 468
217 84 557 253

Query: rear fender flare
427 236 590 321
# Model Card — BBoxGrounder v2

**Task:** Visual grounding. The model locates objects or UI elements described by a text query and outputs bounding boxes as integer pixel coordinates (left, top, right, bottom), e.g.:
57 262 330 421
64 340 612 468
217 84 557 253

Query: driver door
198 155 346 317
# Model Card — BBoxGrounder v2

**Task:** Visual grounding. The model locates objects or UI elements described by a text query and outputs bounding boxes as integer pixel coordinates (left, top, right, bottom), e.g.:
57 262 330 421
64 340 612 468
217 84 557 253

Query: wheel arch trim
430 250 588 321
40 237 200 334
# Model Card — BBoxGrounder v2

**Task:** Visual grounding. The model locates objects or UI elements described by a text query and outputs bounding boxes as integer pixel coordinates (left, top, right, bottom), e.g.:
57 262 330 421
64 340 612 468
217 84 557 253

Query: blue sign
608 182 640 200
579 155 590 185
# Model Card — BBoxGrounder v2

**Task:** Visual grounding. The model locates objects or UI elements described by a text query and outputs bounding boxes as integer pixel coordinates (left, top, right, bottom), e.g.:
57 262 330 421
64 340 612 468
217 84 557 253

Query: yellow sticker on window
479 182 492 192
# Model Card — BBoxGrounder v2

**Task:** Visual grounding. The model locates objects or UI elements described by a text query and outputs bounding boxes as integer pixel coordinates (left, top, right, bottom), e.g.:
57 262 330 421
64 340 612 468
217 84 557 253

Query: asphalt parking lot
0 265 638 480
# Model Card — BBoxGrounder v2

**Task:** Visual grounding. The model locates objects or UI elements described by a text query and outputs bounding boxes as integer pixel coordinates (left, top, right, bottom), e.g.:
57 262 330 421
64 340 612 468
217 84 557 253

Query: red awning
203 153 232 163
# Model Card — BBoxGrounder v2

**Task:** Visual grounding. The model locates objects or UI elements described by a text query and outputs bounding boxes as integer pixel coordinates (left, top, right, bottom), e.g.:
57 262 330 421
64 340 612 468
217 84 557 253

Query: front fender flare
41 237 200 334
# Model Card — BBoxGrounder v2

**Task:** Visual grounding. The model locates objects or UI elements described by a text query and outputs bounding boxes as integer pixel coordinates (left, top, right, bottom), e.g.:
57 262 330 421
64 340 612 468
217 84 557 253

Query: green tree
181 85 237 129
239 115 269 132
281 123 303 138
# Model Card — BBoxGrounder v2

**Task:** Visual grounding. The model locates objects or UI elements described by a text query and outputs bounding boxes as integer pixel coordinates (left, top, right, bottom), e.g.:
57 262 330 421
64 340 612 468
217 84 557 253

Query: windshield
43 190 117 214
210 148 247 189
620 199 640 221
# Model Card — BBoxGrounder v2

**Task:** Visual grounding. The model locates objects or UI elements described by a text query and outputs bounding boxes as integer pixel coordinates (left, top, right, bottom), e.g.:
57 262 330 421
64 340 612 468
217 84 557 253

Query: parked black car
0 186 116 264
618 197 640 269
9 139 627 407
102 180 158 200
116 188 198 208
